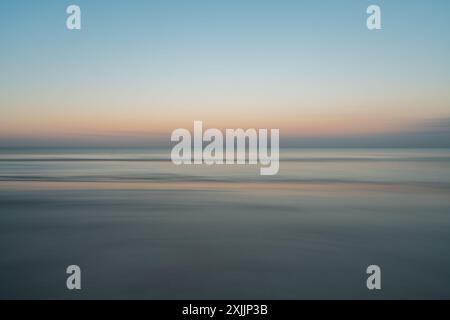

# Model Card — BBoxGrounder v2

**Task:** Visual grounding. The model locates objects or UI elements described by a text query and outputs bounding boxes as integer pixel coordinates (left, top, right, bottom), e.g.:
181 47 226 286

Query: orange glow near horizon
0 111 420 140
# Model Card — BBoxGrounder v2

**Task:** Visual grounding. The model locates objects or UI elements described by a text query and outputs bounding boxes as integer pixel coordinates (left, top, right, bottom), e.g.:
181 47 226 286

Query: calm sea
1 148 450 299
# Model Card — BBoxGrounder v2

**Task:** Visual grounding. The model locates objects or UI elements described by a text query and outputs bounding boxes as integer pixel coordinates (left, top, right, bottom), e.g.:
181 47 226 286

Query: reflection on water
0 148 450 299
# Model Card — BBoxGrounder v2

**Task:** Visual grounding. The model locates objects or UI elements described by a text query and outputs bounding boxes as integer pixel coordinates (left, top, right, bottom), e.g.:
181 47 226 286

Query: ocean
1 148 450 299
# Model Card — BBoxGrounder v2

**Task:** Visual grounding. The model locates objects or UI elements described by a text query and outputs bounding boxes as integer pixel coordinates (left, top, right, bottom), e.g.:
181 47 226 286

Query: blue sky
1 0 450 147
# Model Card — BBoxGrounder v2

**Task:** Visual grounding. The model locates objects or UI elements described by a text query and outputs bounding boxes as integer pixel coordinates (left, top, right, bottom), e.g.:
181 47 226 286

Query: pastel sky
1 0 450 147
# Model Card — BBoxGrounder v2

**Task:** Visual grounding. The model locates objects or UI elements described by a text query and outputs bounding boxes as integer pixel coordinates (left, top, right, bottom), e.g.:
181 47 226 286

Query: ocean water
0 148 450 299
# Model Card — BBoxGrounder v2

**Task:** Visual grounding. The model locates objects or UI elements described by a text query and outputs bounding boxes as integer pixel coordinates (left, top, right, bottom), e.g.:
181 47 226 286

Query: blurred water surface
1 148 450 299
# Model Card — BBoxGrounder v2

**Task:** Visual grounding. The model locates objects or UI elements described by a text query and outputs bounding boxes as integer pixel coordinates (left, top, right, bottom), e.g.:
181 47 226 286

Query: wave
1 156 450 162
1 173 450 190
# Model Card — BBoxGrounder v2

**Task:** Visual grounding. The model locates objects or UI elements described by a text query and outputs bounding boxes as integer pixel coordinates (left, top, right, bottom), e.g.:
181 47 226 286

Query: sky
1 0 450 147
